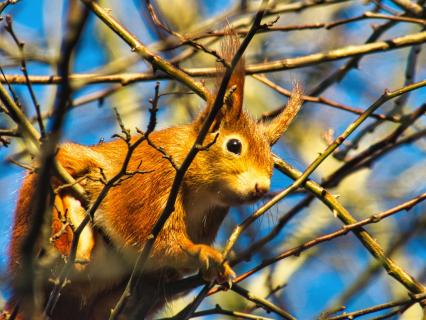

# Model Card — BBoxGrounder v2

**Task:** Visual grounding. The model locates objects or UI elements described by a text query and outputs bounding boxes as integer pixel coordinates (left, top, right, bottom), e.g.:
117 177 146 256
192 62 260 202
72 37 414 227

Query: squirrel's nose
254 180 270 197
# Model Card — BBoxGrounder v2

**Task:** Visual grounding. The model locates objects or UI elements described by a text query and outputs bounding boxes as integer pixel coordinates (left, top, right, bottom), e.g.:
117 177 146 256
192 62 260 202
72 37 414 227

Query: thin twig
145 0 229 67
391 0 424 16
185 11 426 44
308 19 397 97
81 0 209 100
322 213 426 316
190 304 274 320
269 157 426 295
325 103 426 188
3 30 426 85
0 0 17 17
43 83 162 317
334 41 422 160
232 192 426 274
221 80 426 261
18 2 89 316
326 292 426 319
231 284 296 320
142 82 179 170
4 15 45 137
254 74 402 123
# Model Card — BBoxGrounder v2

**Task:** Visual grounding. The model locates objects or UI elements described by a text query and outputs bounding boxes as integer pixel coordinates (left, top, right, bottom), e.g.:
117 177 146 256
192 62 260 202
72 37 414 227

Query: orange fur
8 32 303 319
51 195 73 256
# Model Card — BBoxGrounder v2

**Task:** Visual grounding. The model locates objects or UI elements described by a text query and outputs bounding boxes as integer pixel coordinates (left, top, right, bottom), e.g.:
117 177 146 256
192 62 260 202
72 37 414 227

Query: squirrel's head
188 30 303 207
190 85 302 207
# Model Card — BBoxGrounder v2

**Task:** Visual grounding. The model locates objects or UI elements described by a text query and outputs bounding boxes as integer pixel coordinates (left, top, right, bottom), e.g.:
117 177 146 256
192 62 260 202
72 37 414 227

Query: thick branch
272 157 425 295
221 80 426 260
81 0 209 100
3 31 426 85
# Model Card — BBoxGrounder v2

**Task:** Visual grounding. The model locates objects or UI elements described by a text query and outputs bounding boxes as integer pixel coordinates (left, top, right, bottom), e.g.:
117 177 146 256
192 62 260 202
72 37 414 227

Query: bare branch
3 30 426 86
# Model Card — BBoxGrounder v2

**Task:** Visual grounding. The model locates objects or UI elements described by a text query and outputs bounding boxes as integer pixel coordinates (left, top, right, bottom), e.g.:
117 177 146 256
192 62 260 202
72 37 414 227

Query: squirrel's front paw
192 244 235 285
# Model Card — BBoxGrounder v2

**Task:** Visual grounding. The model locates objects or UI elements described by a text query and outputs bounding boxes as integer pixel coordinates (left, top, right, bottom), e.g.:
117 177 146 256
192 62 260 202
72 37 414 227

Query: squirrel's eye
226 138 242 155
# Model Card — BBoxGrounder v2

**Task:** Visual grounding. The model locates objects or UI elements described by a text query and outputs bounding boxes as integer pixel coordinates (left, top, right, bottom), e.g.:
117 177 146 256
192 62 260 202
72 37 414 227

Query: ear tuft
264 83 303 145
193 26 245 132
219 27 245 120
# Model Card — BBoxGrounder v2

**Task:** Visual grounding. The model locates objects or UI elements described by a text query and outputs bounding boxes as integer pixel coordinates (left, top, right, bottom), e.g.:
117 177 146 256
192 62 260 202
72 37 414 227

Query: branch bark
3 31 426 85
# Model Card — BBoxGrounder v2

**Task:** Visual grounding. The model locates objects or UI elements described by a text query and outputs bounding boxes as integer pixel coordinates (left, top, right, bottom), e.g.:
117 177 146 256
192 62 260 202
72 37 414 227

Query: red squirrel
7 32 303 319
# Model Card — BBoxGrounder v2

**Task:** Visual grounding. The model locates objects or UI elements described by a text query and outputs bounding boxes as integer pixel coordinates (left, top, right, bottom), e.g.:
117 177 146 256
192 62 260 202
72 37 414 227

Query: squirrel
7 31 303 319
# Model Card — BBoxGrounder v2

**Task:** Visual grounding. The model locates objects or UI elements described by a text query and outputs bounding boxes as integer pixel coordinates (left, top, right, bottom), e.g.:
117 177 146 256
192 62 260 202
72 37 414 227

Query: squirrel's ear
193 93 224 133
220 29 245 122
193 27 245 132
263 84 303 145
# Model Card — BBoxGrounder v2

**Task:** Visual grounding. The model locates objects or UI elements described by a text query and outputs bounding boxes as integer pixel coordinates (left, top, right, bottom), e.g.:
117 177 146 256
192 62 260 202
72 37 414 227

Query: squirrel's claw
216 262 235 287
191 244 235 285
217 262 235 290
